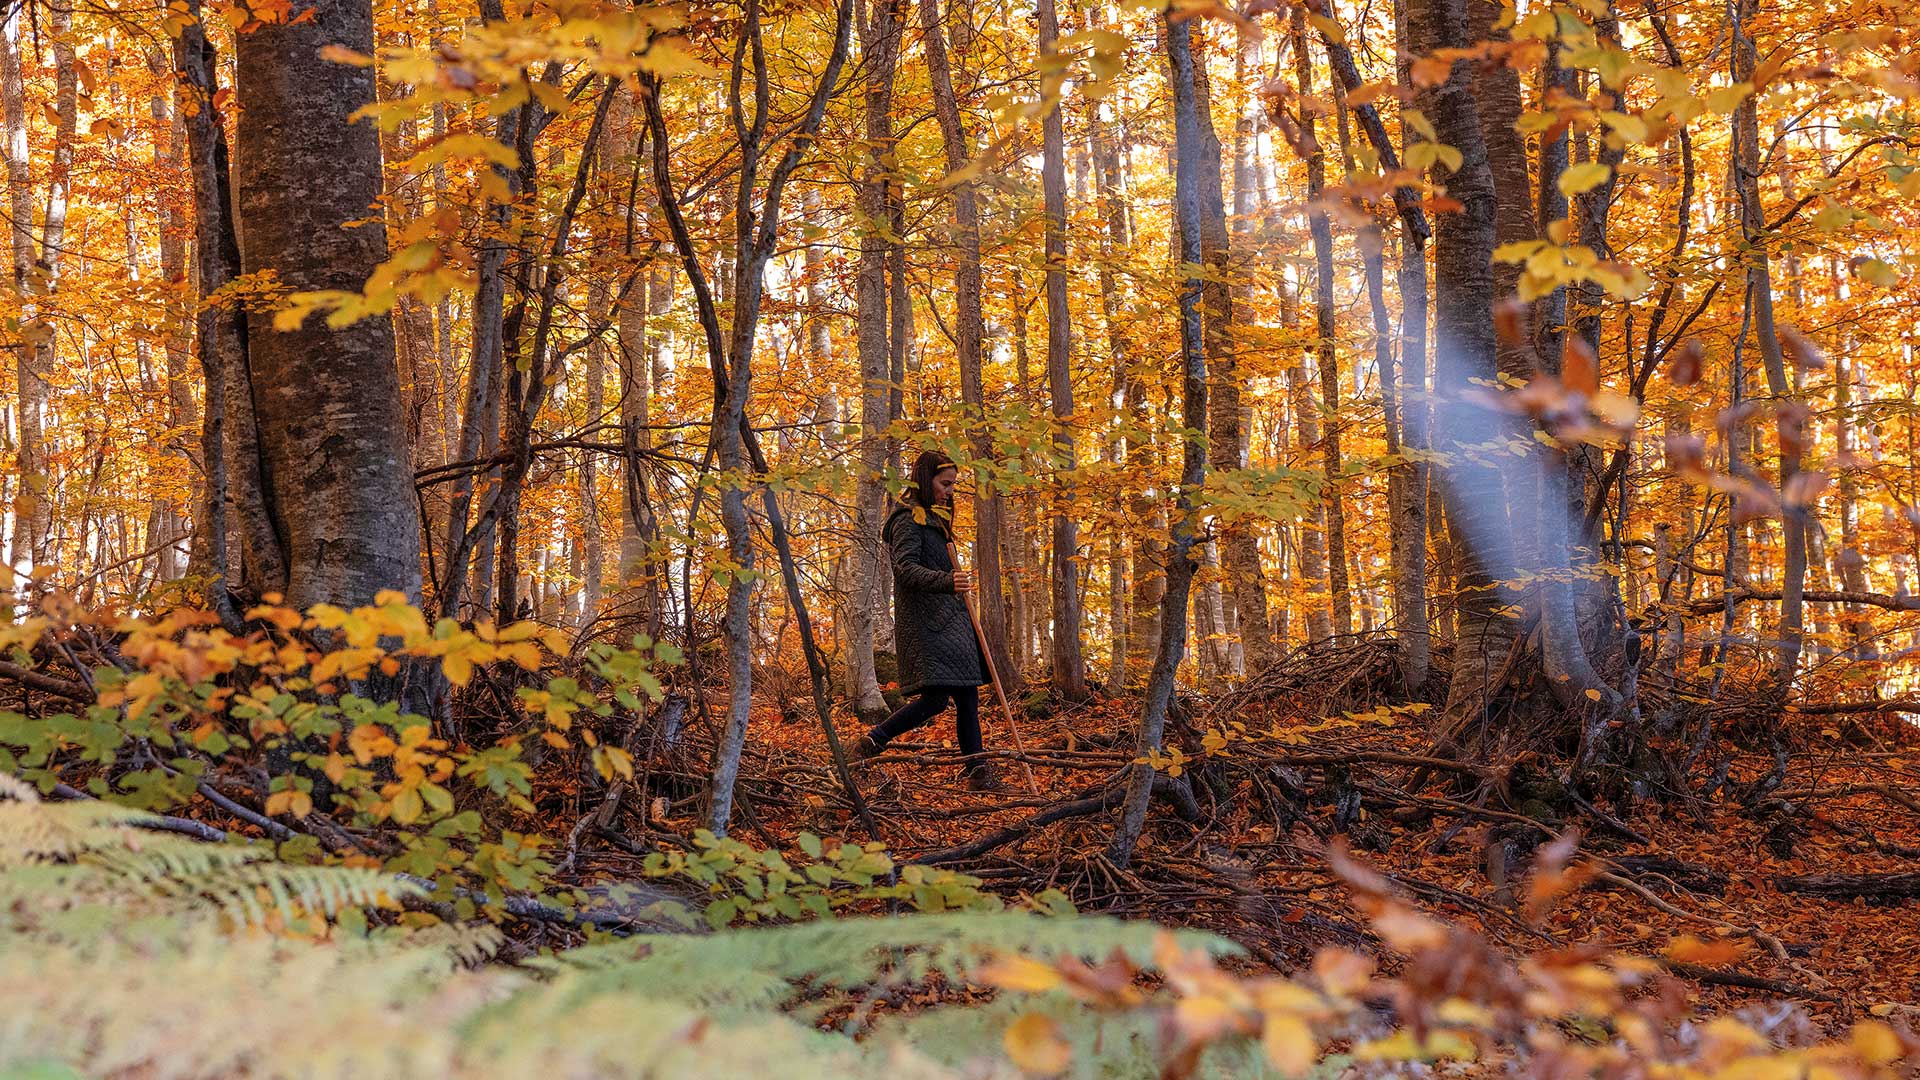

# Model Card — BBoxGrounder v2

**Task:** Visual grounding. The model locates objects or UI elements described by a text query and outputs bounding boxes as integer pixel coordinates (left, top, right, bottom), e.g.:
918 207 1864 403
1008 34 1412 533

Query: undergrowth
1 596 1916 1077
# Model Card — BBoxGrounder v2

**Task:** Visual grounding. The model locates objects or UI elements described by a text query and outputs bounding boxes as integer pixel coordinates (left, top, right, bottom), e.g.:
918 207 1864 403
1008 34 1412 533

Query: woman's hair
904 450 958 509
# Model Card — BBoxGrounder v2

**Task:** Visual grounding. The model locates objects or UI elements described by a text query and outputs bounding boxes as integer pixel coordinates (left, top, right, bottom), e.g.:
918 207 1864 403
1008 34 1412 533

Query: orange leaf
1665 934 1753 966
1004 1012 1071 1076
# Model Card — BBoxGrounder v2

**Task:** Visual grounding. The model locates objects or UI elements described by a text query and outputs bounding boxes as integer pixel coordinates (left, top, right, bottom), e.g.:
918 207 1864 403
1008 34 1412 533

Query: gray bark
232 0 422 607
1038 0 1087 700
1112 15 1207 867
921 0 1016 693
848 0 904 721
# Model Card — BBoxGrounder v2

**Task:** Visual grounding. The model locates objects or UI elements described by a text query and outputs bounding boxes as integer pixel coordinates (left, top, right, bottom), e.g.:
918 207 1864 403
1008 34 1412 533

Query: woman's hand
951 570 973 593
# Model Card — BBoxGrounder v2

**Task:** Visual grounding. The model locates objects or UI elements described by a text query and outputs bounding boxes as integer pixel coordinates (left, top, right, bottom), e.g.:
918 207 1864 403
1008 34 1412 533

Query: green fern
549 910 1231 1015
0 772 1227 1078
0 775 421 933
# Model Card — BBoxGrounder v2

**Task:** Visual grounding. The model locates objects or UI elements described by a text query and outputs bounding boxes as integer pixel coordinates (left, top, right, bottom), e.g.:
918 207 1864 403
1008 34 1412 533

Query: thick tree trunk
232 0 421 607
1176 23 1267 676
1410 0 1518 731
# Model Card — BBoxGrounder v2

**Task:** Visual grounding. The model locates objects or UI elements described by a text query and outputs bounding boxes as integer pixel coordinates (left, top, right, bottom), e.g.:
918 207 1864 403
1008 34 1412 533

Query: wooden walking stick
948 541 1039 793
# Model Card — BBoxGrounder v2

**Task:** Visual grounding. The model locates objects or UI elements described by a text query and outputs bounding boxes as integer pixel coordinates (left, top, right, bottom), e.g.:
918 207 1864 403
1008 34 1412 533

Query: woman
852 450 1005 792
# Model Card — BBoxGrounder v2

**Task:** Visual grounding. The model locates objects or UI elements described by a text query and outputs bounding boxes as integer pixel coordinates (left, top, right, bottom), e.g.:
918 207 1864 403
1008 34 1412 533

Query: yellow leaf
1856 257 1900 287
1174 994 1244 1042
1558 162 1612 198
1704 82 1753 114
1004 1012 1071 1076
980 955 1064 994
1352 1030 1422 1061
1852 1020 1904 1066
1262 1013 1318 1076
390 785 424 825
1399 108 1436 142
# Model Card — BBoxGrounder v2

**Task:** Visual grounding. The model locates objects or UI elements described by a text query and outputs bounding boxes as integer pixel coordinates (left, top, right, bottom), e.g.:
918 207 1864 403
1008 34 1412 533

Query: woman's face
932 467 959 506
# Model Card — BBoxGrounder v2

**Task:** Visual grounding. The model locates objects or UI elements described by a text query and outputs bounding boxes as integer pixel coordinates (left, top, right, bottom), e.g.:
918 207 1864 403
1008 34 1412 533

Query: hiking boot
964 763 1008 793
850 734 884 762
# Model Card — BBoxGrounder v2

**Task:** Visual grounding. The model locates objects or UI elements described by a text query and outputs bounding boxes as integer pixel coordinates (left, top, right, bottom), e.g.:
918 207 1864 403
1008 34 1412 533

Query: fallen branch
1775 783 1920 815
1785 700 1920 716
912 775 1197 867
1661 960 1837 1002
1687 587 1920 615
1774 872 1920 901
913 791 1125 866
0 660 92 702
1595 870 1789 961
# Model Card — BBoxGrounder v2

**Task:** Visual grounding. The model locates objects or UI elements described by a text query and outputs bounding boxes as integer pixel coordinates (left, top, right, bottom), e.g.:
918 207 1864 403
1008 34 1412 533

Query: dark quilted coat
884 503 986 695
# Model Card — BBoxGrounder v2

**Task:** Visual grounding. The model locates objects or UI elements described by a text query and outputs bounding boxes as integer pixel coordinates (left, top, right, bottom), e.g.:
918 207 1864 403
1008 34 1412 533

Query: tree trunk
847 0 904 721
1389 0 1434 683
175 0 276 619
232 0 421 607
3 5 44 578
1038 0 1088 701
1730 0 1804 685
1288 355 1330 644
1410 0 1518 731
1174 22 1266 676
1111 12 1207 868
1292 7 1351 640
150 48 195 583
921 0 1016 692
1834 350 1876 659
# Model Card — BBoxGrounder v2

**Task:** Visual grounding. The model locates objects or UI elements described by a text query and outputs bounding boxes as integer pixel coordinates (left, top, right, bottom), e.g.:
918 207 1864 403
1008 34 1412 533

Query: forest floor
540 647 1920 1042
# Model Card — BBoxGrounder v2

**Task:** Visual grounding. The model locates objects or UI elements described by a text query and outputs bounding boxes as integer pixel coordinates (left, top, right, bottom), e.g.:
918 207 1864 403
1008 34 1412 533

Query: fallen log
1774 872 1920 901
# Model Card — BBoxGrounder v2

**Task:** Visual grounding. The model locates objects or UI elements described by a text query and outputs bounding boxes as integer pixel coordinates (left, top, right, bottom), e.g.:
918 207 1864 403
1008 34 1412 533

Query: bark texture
232 0 422 607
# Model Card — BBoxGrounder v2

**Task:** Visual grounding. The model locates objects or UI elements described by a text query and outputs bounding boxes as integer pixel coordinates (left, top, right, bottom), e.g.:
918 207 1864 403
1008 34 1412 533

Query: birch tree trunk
4 6 42 578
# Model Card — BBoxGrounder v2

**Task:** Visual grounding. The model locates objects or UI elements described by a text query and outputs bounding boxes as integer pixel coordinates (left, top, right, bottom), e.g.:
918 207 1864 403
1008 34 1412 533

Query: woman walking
853 450 1006 792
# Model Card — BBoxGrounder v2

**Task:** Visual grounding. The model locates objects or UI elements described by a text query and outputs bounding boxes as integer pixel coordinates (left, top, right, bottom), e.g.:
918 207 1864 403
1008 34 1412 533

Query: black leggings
867 685 983 758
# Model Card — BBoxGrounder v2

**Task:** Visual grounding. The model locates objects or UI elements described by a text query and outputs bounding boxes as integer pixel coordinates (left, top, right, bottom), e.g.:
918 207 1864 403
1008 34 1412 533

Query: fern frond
551 911 1233 1013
